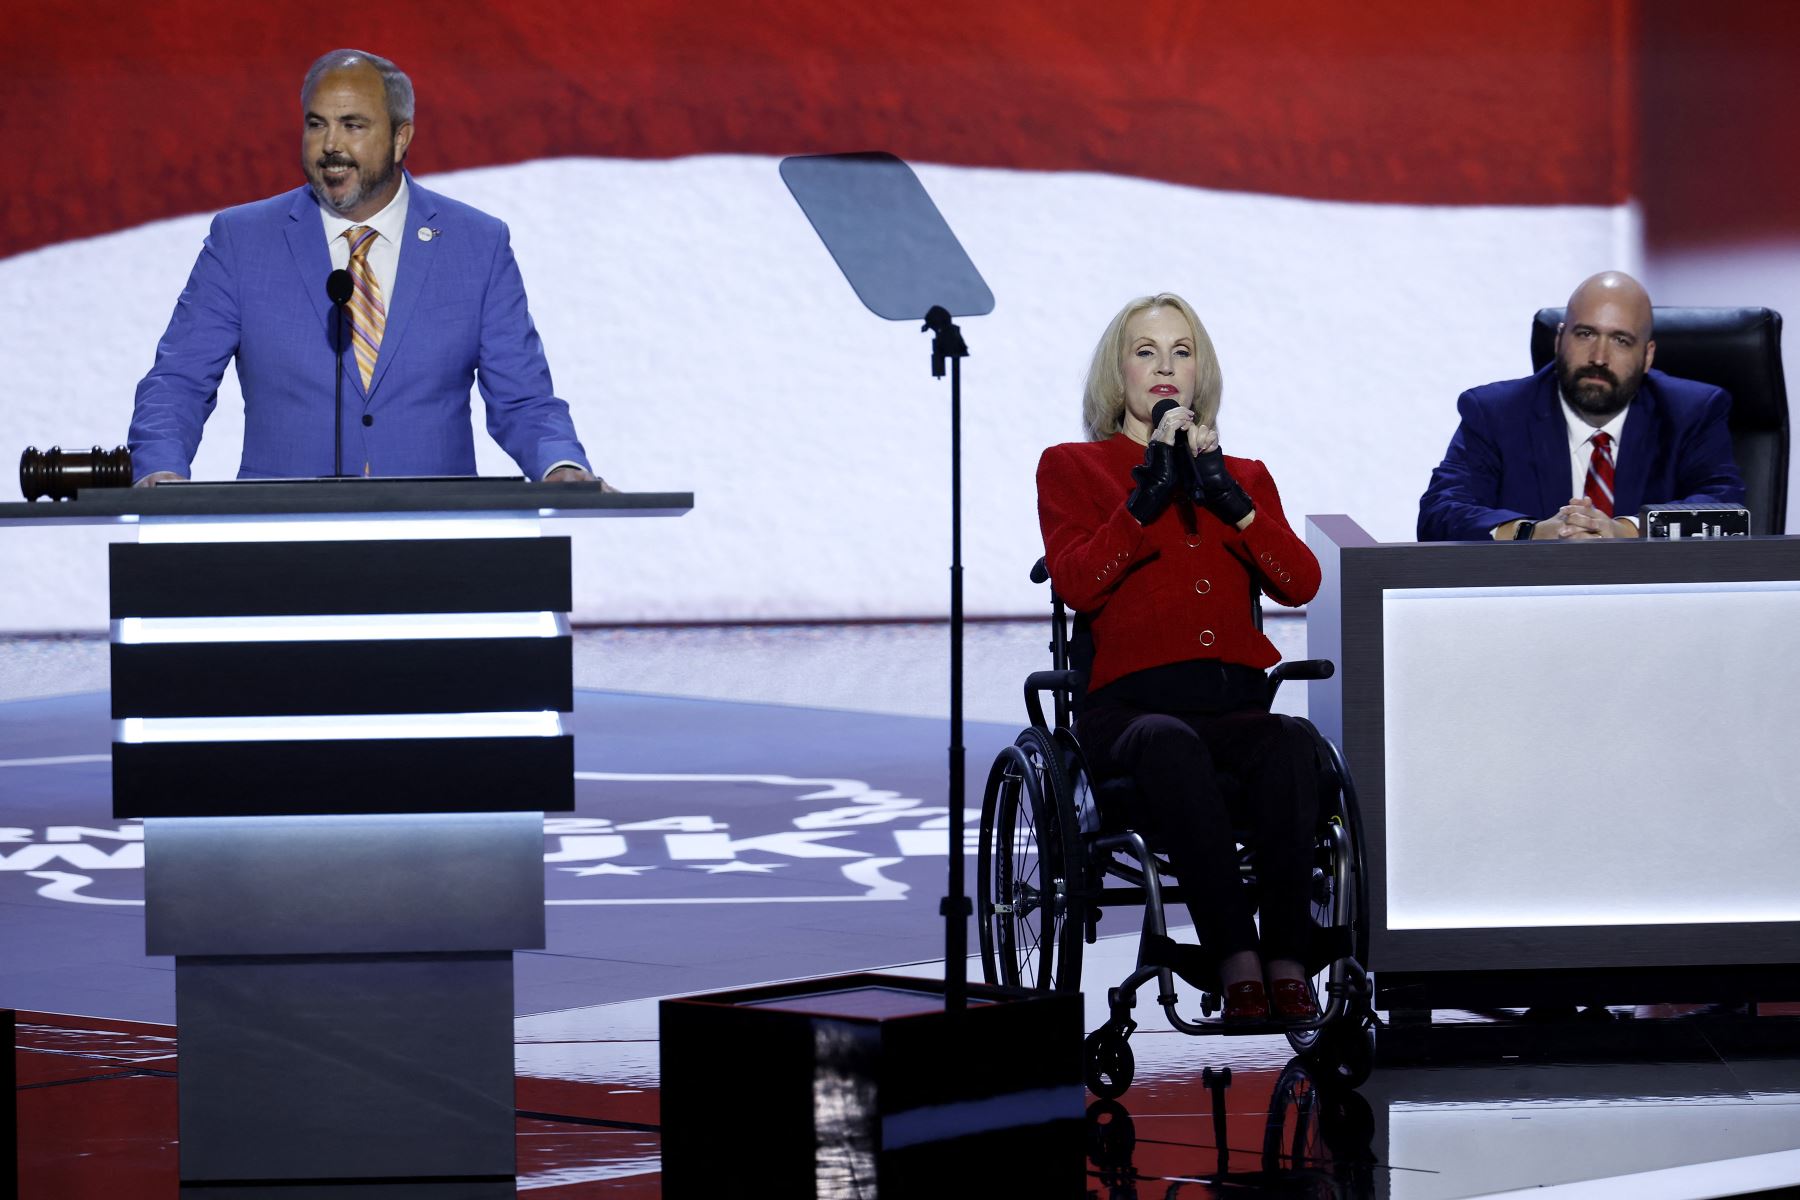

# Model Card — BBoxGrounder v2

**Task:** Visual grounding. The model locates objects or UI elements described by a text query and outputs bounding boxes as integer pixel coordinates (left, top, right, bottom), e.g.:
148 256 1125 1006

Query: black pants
1077 704 1321 963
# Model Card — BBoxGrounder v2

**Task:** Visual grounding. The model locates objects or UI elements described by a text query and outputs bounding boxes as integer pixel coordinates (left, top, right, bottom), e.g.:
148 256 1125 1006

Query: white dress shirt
318 174 408 304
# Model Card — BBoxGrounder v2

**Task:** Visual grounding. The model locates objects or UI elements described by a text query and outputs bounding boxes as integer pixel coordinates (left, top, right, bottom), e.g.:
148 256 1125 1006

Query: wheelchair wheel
1083 1027 1135 1099
1306 1017 1376 1090
1288 734 1373 1078
977 726 1086 992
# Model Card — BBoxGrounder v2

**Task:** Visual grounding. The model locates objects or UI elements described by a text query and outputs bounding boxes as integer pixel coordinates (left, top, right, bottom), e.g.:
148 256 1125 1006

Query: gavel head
19 445 134 502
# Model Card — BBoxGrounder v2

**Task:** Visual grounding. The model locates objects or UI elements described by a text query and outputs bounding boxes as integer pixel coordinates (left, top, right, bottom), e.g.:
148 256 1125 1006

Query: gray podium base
176 953 516 1183
142 812 544 1186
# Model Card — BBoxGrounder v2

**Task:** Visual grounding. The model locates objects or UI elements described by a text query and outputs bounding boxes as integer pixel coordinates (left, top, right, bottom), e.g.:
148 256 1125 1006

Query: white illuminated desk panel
1306 515 1800 1009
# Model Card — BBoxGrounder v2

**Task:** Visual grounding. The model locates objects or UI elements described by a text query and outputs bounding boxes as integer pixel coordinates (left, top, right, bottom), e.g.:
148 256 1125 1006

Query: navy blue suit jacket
129 175 590 481
1417 365 1745 541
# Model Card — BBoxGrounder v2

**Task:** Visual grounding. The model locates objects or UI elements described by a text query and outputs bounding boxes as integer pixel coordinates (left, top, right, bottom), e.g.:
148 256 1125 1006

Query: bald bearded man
1418 272 1745 542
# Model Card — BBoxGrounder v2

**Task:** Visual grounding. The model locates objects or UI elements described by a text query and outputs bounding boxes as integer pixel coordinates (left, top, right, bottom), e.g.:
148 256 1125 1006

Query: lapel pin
417 226 441 242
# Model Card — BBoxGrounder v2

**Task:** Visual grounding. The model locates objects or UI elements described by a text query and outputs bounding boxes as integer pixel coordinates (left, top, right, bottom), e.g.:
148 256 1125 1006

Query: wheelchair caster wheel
1304 1017 1376 1090
1084 1028 1136 1099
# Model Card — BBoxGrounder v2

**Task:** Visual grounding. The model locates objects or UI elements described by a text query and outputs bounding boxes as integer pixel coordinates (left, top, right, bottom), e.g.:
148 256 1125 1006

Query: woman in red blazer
1036 293 1323 1023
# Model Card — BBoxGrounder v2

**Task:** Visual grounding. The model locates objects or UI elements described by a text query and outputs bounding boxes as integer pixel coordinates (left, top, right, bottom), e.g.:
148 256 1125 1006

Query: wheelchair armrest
1024 669 1083 730
1267 658 1334 704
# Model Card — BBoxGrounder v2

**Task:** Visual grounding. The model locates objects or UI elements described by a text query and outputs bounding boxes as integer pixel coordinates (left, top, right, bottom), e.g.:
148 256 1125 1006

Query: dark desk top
0 478 694 526
1305 513 1800 591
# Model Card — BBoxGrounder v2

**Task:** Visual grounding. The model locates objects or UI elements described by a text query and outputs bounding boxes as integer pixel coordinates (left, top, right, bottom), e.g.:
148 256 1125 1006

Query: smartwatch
1514 520 1537 541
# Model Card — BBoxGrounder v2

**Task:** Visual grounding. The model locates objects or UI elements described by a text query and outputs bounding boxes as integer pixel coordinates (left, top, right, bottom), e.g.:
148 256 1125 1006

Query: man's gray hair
302 49 416 125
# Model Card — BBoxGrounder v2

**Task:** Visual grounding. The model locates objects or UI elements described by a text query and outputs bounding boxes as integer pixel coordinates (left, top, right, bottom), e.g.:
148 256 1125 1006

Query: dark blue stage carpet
0 689 1017 1023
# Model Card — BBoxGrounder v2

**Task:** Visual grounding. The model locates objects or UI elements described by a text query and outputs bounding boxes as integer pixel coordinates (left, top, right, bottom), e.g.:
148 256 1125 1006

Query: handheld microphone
1151 397 1180 433
1150 398 1196 490
326 270 353 477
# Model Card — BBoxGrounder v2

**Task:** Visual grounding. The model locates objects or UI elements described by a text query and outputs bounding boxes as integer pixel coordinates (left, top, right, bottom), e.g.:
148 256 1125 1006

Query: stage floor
19 941 1800 1197
9 667 1800 1196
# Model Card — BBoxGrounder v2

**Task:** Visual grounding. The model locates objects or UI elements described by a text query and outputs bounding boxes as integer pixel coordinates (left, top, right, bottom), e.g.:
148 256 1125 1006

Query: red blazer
1036 433 1321 695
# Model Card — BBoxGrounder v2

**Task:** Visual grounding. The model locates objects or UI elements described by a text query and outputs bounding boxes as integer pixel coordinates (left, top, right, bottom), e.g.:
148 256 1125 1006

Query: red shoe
1270 977 1320 1022
1222 979 1270 1022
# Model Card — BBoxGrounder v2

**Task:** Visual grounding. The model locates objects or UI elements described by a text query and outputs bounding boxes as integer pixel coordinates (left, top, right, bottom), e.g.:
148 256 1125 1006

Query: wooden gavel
19 445 134 502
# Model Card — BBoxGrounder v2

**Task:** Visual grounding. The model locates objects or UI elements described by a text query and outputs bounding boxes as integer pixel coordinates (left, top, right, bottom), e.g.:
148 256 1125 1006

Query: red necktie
1583 430 1615 517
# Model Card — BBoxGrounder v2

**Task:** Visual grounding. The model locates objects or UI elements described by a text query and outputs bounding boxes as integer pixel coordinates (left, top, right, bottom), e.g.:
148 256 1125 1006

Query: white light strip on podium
113 612 569 644
117 711 566 744
138 514 541 543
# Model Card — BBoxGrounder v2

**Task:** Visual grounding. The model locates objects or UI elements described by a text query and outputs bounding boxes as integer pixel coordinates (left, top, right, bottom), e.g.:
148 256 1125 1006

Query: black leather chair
1529 307 1789 534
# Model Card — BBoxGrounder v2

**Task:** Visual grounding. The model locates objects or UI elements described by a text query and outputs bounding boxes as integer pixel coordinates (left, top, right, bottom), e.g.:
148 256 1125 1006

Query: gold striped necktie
341 225 386 390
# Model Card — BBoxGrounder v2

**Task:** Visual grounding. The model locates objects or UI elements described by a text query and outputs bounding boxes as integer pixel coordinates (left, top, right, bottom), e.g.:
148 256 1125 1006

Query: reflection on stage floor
19 930 1800 1196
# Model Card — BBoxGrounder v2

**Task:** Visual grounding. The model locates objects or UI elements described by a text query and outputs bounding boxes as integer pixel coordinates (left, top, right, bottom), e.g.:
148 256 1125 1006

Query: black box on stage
1638 502 1751 539
659 973 1085 1197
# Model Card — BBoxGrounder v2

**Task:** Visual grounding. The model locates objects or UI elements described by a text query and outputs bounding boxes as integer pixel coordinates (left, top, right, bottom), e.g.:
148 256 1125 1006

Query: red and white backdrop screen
4 0 1787 628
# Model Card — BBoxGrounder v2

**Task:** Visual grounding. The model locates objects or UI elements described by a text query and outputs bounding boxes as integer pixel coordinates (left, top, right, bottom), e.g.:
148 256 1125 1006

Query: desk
1307 515 1800 1010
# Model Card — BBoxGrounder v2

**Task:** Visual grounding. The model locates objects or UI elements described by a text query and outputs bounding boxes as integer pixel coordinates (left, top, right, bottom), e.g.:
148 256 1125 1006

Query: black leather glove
1191 446 1254 527
1126 438 1183 525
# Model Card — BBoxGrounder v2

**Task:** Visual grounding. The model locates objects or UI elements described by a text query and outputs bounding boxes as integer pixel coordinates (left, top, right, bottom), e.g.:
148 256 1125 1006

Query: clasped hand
1537 496 1636 540
1151 405 1218 454
1127 407 1254 529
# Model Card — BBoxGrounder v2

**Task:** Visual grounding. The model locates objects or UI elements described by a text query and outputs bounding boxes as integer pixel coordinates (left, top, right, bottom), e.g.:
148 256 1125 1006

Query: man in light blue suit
130 49 601 486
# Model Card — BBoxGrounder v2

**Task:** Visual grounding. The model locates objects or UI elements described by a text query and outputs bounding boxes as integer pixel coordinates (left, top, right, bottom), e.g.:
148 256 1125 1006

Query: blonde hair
1081 293 1222 441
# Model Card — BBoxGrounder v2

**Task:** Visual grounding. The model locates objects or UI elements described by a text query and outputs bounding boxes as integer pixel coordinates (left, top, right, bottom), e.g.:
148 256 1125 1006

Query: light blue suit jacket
129 176 590 481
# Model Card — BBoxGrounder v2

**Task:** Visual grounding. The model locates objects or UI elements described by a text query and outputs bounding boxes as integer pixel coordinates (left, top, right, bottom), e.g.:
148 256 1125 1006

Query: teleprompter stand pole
648 156 1086 1195
924 304 972 1015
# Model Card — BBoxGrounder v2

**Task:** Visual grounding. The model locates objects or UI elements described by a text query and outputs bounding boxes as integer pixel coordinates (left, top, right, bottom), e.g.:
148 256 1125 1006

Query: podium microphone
326 269 354 478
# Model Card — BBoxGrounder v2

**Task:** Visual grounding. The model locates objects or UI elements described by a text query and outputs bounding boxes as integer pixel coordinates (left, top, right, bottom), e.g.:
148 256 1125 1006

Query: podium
2 478 690 1189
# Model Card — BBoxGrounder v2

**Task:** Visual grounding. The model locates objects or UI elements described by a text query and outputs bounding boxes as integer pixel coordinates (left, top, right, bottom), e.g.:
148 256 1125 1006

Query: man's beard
1557 359 1641 420
308 150 398 215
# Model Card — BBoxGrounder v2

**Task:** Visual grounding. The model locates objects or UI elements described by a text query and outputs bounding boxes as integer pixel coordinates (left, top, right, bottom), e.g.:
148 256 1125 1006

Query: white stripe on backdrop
0 156 1634 629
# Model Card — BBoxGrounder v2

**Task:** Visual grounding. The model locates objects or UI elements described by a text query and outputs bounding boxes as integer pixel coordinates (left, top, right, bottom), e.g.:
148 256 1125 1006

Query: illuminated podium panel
3 480 690 1190
1306 515 1800 1012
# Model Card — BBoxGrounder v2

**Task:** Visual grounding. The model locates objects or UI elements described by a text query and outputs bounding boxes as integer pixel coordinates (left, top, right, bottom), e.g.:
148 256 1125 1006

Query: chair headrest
1530 306 1787 431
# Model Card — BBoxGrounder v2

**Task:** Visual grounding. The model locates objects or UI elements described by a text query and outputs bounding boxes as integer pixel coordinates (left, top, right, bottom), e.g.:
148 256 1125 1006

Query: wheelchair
977 558 1376 1095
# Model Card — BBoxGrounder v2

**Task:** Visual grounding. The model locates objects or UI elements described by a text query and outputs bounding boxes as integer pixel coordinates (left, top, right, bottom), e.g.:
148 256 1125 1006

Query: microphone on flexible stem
326 269 354 478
